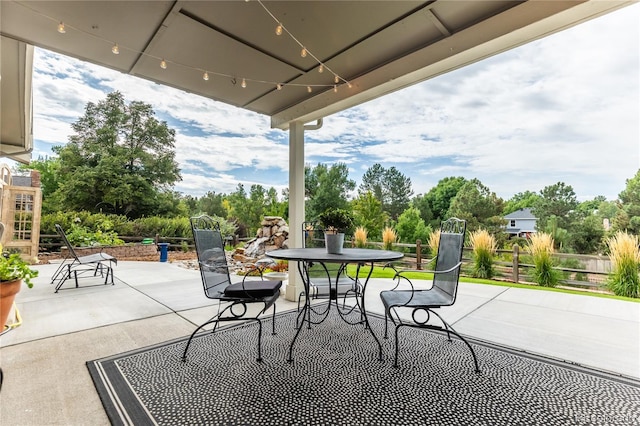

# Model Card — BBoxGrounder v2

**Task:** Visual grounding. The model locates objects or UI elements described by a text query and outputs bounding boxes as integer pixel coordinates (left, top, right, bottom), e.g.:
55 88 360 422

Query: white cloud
28 4 639 201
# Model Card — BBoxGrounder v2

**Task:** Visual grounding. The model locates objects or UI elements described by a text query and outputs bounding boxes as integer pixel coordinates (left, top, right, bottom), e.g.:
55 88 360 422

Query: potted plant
0 246 38 331
317 208 355 254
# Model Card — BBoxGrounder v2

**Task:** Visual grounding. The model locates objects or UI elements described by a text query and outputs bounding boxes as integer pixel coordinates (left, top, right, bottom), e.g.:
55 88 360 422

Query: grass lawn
345 264 639 303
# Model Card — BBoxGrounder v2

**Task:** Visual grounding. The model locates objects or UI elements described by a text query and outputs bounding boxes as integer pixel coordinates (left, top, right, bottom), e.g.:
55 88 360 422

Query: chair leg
271 304 277 335
393 324 403 368
182 317 264 363
383 309 389 339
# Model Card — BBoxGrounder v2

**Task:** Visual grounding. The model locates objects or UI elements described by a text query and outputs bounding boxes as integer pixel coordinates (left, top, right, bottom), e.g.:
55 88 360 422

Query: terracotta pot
0 279 22 331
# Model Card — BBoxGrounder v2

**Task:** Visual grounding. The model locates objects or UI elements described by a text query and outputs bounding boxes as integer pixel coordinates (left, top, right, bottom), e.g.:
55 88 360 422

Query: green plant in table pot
317 208 355 254
0 245 38 331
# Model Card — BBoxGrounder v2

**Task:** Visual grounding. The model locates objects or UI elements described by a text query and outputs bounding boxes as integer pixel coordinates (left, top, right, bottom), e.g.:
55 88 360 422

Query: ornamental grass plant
427 229 440 269
382 227 397 251
527 232 560 287
354 226 368 248
470 229 496 279
606 231 640 298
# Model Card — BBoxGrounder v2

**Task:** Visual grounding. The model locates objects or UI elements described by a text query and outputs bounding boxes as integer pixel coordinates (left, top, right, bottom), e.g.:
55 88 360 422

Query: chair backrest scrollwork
191 215 232 299
433 218 466 303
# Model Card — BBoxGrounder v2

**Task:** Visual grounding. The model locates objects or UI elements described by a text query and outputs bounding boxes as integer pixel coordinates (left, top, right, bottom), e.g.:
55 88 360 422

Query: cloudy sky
31 3 639 202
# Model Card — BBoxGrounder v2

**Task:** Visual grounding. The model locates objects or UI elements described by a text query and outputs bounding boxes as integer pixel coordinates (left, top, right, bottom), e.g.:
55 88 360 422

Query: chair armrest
394 261 462 278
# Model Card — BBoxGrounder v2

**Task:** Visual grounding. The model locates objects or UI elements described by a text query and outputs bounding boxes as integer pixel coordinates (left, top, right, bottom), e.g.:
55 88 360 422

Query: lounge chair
50 224 117 292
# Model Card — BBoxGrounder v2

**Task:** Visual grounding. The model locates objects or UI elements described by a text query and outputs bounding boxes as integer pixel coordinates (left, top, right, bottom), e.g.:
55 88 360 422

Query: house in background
504 208 537 238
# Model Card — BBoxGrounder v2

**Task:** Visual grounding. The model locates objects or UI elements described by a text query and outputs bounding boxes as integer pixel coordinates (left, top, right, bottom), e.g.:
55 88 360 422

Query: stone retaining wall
60 244 158 259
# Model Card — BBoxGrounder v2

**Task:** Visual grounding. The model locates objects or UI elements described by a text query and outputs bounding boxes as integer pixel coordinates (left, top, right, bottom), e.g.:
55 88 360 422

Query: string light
39 2 352 94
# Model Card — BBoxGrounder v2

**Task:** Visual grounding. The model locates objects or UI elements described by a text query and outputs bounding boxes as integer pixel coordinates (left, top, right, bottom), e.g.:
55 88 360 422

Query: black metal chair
298 221 359 311
50 224 117 292
380 217 480 372
182 215 282 362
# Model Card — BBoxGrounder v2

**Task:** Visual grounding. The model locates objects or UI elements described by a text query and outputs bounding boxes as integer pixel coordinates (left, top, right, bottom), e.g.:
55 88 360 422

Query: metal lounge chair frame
50 224 117 293
380 217 480 372
181 215 282 362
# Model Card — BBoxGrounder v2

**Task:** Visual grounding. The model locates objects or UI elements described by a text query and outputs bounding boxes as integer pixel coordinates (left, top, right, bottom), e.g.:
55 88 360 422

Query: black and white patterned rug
88 305 640 426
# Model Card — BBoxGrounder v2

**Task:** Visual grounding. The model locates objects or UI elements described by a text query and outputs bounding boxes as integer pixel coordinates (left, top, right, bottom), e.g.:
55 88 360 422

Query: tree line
20 92 640 255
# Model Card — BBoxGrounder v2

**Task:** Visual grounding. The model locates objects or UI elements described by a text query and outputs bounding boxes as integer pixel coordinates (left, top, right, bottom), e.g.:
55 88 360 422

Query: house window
510 220 516 227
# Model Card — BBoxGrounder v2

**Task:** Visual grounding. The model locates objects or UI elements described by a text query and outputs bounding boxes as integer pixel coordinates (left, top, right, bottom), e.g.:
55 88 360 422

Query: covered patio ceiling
0 0 633 164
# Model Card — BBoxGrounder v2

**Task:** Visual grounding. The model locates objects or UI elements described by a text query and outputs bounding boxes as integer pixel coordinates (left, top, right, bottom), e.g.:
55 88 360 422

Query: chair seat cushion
224 280 282 298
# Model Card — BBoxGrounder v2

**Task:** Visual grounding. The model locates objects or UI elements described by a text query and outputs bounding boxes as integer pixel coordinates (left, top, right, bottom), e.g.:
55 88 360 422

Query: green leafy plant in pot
317 208 355 254
0 245 38 331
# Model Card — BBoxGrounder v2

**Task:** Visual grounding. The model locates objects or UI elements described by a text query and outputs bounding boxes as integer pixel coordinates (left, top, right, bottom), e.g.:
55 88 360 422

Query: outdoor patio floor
1 261 638 425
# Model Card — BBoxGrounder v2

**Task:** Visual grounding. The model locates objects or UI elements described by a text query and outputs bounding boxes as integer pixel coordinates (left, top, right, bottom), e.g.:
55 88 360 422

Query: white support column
284 121 305 301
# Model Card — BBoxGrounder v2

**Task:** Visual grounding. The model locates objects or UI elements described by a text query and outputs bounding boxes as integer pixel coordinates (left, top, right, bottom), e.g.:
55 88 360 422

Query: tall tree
17 156 63 213
197 191 227 218
305 163 355 220
52 92 181 218
414 176 467 227
504 191 541 215
614 169 640 234
359 164 413 220
533 182 578 231
447 178 504 233
352 191 387 240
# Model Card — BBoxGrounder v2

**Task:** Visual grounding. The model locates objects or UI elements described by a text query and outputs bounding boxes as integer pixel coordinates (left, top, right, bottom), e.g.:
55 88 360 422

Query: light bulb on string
318 64 324 73
307 86 312 93
241 78 247 88
334 75 339 84
333 85 338 93
301 47 307 58
276 83 282 90
347 82 352 89
203 71 209 81
275 24 283 36
160 59 167 69
111 43 119 55
57 22 66 33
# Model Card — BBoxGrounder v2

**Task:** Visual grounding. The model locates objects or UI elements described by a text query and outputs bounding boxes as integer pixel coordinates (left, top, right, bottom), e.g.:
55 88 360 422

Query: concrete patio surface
1 260 638 425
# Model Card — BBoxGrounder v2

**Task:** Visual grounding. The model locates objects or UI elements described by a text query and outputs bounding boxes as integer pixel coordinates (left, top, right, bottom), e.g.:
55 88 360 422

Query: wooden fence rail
39 234 612 291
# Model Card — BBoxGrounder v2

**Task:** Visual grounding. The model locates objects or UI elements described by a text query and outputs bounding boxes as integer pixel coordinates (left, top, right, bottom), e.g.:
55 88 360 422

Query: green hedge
41 211 236 239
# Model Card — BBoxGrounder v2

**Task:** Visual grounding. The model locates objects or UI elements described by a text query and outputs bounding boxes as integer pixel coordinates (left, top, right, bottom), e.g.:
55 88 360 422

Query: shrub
606 231 640 298
382 227 397 251
469 229 496 279
354 226 368 248
65 224 124 247
527 232 560 287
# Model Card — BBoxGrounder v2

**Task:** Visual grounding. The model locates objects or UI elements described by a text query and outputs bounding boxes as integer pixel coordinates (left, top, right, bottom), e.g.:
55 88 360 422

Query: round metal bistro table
267 248 403 362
